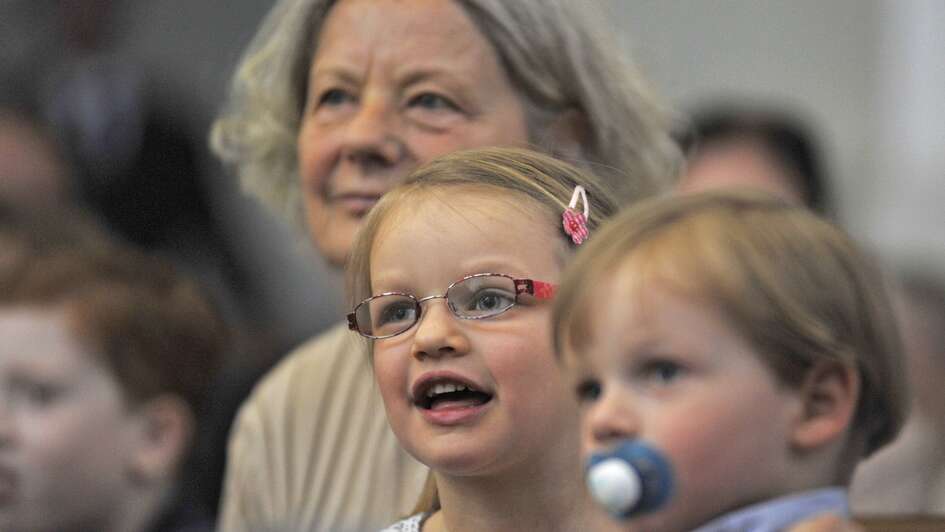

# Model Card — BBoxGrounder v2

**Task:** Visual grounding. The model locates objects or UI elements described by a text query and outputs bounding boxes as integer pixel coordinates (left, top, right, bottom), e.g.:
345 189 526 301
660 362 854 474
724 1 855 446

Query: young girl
552 190 907 531
344 147 620 531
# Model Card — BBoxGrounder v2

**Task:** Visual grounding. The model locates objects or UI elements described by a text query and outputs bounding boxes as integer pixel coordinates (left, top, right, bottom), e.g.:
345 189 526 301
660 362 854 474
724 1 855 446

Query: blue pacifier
585 440 674 519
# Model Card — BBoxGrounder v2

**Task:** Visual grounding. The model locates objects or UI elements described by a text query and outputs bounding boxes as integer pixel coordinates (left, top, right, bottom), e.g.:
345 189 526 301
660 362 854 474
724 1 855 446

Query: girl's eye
575 379 602 403
640 360 685 385
317 88 354 107
468 289 514 314
376 300 417 326
408 92 459 112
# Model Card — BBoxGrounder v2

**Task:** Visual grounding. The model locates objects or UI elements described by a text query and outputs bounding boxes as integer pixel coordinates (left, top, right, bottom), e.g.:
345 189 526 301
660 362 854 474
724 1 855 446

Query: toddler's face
567 271 804 531
369 190 579 478
0 307 138 532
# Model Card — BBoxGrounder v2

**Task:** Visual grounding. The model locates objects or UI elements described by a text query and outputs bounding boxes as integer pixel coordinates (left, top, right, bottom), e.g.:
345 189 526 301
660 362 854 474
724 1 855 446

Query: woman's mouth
331 193 382 217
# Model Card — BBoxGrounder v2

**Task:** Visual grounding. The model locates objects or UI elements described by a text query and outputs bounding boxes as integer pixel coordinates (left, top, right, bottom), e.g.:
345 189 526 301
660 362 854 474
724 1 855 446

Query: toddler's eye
641 360 685 385
575 379 602 403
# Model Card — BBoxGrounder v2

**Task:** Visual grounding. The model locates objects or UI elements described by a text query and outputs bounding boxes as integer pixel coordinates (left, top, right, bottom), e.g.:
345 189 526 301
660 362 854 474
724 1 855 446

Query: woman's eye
408 92 458 112
575 379 602 403
470 290 514 312
317 88 353 107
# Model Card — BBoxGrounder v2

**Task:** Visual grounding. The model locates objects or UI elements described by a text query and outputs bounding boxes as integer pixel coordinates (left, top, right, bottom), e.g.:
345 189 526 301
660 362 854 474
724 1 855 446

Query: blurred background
2 0 942 360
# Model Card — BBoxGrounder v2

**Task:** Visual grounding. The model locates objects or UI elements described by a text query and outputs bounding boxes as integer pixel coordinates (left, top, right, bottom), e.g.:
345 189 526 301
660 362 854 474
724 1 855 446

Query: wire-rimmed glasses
347 273 556 339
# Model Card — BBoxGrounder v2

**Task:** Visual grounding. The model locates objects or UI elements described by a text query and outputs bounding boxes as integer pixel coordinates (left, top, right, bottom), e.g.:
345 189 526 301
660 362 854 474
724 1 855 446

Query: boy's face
0 307 139 532
567 271 805 531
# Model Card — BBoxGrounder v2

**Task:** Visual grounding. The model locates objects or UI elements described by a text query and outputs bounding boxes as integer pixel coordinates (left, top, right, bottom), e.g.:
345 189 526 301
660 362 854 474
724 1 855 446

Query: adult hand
788 513 864 532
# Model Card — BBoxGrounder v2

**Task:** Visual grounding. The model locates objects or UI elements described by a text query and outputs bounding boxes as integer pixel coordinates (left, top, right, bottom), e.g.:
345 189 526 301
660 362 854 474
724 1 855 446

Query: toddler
553 189 906 532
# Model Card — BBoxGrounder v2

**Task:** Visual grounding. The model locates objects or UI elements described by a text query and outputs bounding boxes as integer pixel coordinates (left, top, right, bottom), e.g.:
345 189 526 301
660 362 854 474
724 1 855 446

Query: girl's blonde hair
553 189 907 460
210 0 680 230
345 147 622 514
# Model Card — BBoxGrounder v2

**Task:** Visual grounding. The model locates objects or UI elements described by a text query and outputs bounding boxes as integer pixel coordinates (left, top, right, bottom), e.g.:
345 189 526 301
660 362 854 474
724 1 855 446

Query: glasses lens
358 294 419 338
448 275 517 319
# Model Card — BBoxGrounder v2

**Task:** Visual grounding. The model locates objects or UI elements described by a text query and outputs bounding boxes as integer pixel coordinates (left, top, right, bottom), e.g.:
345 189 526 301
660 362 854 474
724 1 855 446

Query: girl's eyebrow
369 272 414 294
456 257 533 276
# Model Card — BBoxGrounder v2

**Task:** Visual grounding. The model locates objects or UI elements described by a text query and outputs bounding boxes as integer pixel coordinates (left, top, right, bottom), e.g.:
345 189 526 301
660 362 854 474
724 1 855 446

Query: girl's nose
410 299 470 361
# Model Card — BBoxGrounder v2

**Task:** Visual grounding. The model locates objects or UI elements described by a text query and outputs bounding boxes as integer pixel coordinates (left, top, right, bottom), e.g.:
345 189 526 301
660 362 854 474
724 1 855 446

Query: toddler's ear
126 395 194 483
791 360 860 451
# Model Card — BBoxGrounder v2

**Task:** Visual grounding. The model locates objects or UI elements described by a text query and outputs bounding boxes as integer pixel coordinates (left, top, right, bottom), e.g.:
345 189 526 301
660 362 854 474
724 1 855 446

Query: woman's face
298 0 531 266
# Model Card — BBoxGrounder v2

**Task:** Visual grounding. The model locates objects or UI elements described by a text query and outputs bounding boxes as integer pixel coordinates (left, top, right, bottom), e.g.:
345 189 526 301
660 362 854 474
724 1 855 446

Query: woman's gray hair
210 0 682 229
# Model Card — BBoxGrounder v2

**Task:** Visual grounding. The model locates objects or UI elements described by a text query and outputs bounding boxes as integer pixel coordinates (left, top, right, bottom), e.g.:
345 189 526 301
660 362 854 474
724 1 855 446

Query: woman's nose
341 95 404 168
410 299 470 361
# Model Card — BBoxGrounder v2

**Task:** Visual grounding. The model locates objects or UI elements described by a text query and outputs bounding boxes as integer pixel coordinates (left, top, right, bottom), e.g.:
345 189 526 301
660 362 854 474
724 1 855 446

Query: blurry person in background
851 269 945 515
210 0 681 530
0 219 227 532
0 105 74 211
676 105 831 216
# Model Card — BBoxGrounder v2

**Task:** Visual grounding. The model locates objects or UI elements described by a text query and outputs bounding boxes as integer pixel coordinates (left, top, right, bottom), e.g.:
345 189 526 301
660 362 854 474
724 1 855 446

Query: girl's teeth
425 382 471 398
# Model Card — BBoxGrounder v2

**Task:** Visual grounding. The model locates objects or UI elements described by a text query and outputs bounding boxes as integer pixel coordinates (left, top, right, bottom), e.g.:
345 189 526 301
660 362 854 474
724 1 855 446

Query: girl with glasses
346 147 618 531
347 148 866 532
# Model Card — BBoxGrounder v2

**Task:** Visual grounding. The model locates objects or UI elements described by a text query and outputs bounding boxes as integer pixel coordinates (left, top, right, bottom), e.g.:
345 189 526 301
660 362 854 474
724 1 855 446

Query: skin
298 0 531 266
569 271 813 532
369 190 590 531
0 114 70 209
0 307 140 532
678 138 806 205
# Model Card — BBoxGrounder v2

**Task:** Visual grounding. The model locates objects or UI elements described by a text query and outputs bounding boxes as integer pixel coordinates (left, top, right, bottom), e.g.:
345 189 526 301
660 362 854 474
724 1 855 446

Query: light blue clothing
693 488 849 532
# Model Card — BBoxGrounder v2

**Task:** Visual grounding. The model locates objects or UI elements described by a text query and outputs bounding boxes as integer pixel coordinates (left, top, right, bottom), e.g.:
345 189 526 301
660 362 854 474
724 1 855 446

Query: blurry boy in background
0 207 226 532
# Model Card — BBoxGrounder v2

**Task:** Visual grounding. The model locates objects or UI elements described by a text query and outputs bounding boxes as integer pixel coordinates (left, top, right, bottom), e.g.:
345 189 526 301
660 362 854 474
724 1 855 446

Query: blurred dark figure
2 2 273 518
676 105 831 216
0 203 227 532
852 269 945 515
40 0 235 265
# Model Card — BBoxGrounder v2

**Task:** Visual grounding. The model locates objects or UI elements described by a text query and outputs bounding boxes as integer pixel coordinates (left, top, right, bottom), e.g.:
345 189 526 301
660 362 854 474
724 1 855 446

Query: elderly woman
211 1 874 531
211 1 677 531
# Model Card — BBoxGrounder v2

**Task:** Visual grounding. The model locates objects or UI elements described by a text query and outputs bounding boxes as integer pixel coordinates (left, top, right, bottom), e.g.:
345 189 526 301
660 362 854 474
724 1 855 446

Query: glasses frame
347 273 556 339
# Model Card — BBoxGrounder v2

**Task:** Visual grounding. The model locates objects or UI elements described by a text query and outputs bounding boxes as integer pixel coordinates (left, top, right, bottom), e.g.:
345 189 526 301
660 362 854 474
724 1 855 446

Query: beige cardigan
218 323 428 532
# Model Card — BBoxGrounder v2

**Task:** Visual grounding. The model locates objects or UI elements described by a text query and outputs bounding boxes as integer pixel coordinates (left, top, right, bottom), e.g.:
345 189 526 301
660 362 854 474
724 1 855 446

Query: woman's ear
791 360 861 452
126 395 194 484
546 108 590 162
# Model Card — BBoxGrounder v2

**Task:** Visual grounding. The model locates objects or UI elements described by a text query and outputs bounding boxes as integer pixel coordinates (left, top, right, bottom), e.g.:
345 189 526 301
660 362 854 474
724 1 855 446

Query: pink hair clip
562 185 590 245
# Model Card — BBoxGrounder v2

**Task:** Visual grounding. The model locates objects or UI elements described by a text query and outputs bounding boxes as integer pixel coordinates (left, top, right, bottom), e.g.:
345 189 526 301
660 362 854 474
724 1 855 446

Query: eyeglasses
347 273 556 339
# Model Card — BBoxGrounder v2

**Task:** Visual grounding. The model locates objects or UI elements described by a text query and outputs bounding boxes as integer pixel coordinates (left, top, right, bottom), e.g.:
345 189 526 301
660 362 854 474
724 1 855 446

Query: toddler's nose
584 389 640 449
